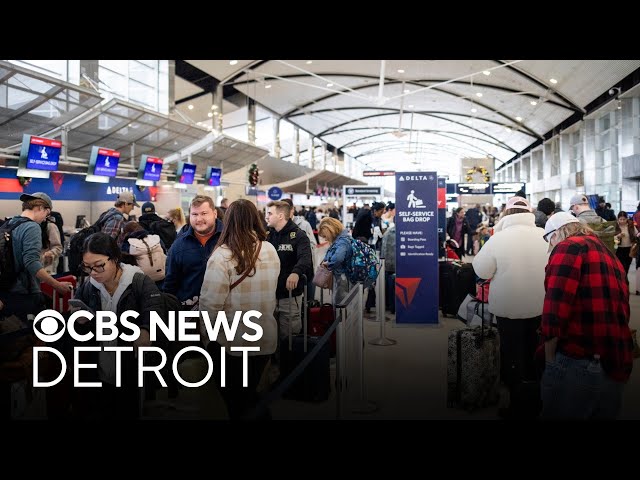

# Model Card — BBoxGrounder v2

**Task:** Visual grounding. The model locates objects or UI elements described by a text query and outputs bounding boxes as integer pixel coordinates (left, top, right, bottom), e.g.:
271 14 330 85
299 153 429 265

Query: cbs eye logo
33 309 67 343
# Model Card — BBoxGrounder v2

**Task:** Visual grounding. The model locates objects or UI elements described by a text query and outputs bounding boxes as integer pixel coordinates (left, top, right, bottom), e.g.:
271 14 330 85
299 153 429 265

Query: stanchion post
369 258 397 346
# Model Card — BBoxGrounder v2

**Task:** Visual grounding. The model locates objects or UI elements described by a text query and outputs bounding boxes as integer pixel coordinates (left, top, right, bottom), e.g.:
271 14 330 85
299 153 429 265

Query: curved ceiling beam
229 72 575 115
334 127 511 153
295 104 541 140
342 135 491 159
494 60 585 113
348 139 489 158
229 73 577 122
354 143 479 160
313 111 520 153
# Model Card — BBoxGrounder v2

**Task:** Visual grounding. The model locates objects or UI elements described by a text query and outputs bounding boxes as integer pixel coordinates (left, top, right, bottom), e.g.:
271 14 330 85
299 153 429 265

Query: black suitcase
439 260 476 317
280 277 330 402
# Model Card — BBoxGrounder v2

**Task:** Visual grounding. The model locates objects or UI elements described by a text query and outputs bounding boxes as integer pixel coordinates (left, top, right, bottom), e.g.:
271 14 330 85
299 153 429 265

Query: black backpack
149 219 177 251
0 217 33 290
67 212 120 276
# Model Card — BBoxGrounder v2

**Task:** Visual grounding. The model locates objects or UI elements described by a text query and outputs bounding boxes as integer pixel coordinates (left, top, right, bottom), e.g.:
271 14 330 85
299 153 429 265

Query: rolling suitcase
447 298 500 411
280 277 330 402
308 288 336 357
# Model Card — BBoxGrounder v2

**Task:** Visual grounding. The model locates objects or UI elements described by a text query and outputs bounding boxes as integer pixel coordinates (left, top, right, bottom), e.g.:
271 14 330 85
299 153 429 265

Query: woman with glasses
540 212 633 419
70 232 164 419
472 196 549 418
614 211 637 276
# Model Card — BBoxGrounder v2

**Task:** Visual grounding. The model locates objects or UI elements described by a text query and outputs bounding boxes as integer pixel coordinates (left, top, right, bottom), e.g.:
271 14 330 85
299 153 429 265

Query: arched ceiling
175 60 640 176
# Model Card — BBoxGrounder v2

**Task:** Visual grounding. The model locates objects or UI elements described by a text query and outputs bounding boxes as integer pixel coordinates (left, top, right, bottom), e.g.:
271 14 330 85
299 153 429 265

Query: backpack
588 219 617 254
148 219 177 251
345 237 380 286
0 217 33 290
67 211 120 276
128 235 167 282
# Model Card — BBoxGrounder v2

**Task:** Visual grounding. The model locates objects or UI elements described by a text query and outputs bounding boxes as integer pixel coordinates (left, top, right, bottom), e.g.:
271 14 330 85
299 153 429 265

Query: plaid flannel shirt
199 241 280 356
542 234 633 382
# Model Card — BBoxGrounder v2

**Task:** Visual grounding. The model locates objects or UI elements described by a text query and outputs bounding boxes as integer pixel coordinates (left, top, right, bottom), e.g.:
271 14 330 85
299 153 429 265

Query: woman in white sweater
472 196 548 418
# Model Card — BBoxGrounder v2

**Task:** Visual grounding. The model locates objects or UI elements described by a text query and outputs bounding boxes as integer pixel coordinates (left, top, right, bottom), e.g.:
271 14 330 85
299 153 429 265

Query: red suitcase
308 288 336 357
41 275 77 312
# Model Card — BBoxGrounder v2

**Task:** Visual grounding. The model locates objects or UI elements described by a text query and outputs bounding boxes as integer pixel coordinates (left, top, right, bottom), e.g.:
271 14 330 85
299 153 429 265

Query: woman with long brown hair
614 210 637 276
199 199 280 420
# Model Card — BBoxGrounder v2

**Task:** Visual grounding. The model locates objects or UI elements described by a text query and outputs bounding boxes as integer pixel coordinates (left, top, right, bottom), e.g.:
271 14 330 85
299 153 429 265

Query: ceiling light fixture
397 69 405 73
188 104 194 110
530 100 537 106
471 108 477 113
306 60 313 64
476 92 483 97
326 83 333 87
482 70 491 76
550 78 558 84
229 60 238 65
265 84 271 88
516 116 522 121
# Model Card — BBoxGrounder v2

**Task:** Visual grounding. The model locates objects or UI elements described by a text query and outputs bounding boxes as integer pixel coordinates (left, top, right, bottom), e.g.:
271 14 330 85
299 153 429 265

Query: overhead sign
395 172 439 324
491 182 526 194
90 147 120 177
363 170 395 177
268 186 283 201
457 183 492 195
344 186 382 195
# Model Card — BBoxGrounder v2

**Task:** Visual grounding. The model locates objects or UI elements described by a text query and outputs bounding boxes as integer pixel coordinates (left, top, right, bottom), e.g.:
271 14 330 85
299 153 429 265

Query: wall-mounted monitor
88 146 120 178
176 161 196 185
137 154 163 186
18 134 62 178
205 166 222 187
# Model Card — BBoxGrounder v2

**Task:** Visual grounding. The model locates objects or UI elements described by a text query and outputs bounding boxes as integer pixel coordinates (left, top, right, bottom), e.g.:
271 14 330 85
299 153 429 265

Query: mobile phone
68 299 94 313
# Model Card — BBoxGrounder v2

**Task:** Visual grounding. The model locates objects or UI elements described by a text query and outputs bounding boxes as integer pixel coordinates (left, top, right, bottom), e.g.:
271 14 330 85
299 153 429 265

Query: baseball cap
141 201 155 213
569 194 589 208
117 191 140 207
505 196 532 212
543 211 580 241
20 192 52 210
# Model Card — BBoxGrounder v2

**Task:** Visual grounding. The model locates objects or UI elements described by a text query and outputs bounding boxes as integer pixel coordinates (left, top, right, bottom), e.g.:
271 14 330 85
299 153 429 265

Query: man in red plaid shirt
541 211 634 419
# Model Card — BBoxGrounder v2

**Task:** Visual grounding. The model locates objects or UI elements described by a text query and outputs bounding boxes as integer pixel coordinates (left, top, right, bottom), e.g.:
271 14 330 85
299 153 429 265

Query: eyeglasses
80 262 107 274
543 229 556 243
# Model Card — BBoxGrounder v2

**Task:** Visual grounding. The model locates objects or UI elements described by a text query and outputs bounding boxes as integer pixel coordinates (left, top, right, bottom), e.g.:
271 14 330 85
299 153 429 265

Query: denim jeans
541 352 624 419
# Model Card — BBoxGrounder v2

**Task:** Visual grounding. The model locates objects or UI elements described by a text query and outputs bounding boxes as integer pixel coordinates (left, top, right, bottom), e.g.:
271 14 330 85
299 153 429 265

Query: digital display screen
206 167 221 186
178 162 196 185
20 135 62 171
139 155 163 182
89 147 120 177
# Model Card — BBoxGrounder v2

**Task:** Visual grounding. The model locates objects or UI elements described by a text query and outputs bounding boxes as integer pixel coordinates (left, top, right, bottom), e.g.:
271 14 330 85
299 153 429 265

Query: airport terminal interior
2 60 640 420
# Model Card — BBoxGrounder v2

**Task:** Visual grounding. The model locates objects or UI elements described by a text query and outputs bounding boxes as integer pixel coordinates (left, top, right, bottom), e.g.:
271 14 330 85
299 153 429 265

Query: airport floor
143 259 640 421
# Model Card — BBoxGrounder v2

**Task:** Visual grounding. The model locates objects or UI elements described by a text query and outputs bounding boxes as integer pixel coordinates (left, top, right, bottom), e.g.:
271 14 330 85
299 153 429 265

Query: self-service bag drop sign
395 172 439 324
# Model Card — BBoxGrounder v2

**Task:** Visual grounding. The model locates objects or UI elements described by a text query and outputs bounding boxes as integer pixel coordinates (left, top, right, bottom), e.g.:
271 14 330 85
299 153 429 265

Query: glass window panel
17 61 67 80
8 73 54 94
128 79 156 109
99 66 127 97
6 86 39 109
129 61 156 86
100 60 128 72
137 60 157 69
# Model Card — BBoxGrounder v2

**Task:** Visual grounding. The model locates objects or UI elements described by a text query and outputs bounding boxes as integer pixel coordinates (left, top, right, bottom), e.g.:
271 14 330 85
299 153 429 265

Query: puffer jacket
323 231 353 275
472 213 548 319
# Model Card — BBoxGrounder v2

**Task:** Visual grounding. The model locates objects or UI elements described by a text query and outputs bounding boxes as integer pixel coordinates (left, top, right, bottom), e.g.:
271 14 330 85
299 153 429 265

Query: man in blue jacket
162 195 223 306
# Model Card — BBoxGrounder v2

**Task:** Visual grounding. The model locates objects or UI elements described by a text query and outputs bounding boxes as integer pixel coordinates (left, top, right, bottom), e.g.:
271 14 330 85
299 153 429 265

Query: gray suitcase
447 304 500 411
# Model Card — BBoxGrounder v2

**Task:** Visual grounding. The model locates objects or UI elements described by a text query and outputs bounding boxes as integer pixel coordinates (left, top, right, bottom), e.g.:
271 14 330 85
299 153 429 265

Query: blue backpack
346 237 380 286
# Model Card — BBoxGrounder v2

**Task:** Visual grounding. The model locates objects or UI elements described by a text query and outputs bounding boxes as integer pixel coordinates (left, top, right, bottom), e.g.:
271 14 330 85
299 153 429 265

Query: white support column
310 137 316 170
294 127 300 165
247 99 256 144
322 142 327 170
214 83 224 134
273 117 281 159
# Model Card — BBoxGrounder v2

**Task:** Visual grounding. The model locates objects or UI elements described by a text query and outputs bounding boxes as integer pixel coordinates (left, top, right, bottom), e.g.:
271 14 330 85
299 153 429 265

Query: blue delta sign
268 186 283 201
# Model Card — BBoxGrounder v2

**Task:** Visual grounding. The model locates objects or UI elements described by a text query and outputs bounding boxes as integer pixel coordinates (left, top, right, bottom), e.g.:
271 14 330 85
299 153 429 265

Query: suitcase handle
288 274 308 353
478 279 490 338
